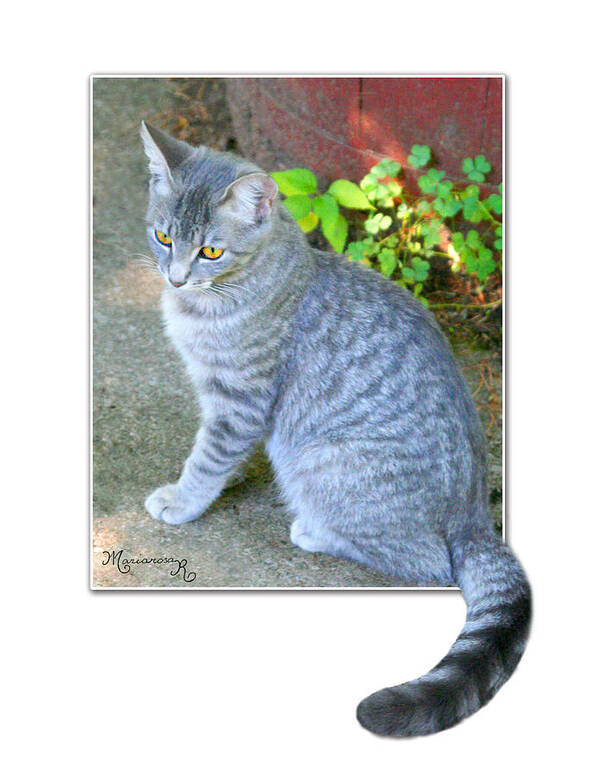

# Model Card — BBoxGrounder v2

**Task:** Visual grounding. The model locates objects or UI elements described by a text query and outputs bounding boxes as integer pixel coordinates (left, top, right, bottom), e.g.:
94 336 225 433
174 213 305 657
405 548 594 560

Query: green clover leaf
369 182 394 207
412 256 431 282
463 246 478 274
462 155 492 183
346 237 377 261
451 231 465 253
370 158 402 178
436 180 453 200
494 225 503 251
420 219 443 249
466 230 482 250
408 144 432 168
418 168 445 194
378 248 398 276
462 186 484 222
476 247 496 282
474 155 491 173
433 197 462 218
486 193 503 215
347 241 365 262
364 212 392 234
368 178 402 208
359 173 378 193
467 169 485 183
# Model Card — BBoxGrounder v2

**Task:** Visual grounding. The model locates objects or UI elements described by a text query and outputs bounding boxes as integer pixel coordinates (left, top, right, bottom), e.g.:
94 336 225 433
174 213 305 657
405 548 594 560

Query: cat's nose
168 266 189 287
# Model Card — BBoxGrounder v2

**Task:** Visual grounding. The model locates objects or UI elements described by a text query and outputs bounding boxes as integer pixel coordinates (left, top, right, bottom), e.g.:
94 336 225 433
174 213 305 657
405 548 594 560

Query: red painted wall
226 77 502 192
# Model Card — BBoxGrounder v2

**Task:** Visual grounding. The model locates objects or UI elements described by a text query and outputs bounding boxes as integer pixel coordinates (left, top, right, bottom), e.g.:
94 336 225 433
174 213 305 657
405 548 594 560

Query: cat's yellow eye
200 246 224 260
155 229 172 247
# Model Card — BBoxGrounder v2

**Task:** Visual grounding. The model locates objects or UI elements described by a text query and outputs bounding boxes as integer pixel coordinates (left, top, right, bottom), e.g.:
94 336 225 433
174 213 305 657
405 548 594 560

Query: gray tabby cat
140 121 531 737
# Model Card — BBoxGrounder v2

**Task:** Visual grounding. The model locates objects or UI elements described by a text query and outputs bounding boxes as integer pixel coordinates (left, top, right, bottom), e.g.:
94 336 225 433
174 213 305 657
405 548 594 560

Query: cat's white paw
290 520 327 553
144 484 201 525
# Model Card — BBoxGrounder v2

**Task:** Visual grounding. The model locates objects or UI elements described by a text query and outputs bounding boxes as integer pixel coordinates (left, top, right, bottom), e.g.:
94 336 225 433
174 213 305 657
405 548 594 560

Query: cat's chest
161 290 288 420
162 293 255 383
165 305 233 365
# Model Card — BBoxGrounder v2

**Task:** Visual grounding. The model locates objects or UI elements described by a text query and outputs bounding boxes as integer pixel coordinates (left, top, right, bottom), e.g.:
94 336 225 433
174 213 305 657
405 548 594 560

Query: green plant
270 168 372 254
272 145 502 308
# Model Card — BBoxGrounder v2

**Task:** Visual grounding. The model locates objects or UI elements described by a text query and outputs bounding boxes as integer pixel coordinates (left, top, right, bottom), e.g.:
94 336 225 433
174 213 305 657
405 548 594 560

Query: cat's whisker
133 260 160 270
204 287 225 300
214 282 253 298
127 254 164 278
211 286 239 302
211 285 235 298
216 281 249 291
189 282 237 303
122 253 158 264
132 262 163 277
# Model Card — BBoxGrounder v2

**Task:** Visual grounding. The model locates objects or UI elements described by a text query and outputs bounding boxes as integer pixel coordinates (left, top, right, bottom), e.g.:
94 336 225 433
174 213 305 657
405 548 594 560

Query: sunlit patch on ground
99 260 163 310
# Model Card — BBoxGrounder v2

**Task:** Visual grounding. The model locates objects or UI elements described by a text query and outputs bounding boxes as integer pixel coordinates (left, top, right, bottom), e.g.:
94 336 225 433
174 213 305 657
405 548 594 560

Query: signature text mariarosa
101 549 196 583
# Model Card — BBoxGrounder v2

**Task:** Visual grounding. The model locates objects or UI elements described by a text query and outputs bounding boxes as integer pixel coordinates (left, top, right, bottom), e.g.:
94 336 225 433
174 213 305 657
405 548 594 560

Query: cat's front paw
144 484 202 525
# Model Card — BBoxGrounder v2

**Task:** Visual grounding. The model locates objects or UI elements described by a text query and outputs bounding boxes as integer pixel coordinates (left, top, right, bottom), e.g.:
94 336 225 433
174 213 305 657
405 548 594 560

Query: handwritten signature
101 549 196 583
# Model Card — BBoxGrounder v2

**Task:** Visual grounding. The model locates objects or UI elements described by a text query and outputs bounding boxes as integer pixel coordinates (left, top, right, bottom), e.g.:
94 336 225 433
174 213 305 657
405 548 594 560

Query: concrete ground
92 78 502 588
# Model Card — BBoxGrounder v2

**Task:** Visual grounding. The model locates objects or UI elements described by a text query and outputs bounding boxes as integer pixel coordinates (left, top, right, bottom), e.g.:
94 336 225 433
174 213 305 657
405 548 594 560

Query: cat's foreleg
145 420 260 525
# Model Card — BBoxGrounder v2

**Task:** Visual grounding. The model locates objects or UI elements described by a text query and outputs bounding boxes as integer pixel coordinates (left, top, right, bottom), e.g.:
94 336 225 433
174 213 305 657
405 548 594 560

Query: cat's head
140 122 278 289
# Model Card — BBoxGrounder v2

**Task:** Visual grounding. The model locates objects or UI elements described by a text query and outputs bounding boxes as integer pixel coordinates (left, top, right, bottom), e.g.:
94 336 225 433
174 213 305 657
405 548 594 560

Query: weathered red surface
225 77 502 191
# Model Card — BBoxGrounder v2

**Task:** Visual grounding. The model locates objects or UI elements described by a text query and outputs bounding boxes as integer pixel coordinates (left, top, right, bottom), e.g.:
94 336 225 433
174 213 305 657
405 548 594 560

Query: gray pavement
92 77 502 588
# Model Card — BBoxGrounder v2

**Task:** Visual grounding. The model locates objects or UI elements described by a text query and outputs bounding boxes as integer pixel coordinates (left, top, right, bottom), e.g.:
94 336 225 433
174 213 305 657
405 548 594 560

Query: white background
2 2 598 773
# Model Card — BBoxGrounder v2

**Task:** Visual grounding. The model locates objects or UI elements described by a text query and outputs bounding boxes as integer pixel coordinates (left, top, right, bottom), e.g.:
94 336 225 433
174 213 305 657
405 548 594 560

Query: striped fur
140 124 531 737
357 529 531 736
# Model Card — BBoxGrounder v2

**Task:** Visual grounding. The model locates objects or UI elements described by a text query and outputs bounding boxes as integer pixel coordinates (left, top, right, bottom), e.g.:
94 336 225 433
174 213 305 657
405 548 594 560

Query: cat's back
293 250 457 385
308 249 442 341
275 249 484 457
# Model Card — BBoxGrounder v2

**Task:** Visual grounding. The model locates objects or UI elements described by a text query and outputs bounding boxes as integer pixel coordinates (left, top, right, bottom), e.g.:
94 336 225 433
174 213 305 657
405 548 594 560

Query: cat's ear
218 172 278 225
140 121 193 195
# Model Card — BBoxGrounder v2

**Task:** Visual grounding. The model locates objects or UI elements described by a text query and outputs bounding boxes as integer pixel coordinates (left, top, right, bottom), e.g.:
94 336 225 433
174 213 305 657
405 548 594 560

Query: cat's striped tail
356 527 531 737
